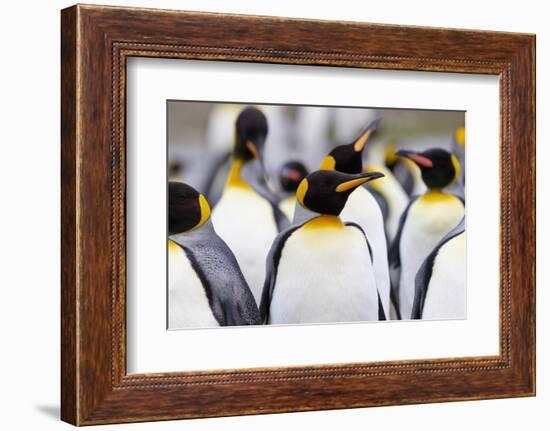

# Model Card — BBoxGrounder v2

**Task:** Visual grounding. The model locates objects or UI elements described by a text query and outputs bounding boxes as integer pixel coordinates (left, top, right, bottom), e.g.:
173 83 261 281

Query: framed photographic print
61 4 536 425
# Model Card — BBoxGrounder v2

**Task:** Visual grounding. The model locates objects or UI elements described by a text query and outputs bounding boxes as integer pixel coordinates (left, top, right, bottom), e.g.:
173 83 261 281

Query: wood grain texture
60 4 536 425
60 5 78 425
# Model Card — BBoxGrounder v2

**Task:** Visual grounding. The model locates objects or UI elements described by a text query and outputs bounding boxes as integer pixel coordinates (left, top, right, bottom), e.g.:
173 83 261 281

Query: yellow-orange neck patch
196 194 211 229
168 239 180 251
303 214 344 230
226 159 252 190
296 178 309 207
319 155 336 170
420 190 456 204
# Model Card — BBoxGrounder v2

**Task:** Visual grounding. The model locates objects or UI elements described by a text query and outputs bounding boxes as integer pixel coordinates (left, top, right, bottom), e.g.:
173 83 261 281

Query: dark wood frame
61 4 536 426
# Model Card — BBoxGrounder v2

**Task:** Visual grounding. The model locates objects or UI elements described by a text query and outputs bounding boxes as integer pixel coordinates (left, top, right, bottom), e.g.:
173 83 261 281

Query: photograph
167 101 466 329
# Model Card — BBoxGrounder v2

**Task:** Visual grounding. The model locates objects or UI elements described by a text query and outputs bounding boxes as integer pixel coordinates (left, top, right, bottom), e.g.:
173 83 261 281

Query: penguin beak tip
369 172 385 181
371 118 382 131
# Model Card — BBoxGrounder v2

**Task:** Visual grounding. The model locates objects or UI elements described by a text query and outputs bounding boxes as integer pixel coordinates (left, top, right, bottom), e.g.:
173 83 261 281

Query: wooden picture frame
61 4 536 425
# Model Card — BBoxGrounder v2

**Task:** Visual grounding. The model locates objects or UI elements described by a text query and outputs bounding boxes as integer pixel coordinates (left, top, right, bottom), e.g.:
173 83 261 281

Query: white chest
168 242 219 329
269 225 378 324
212 186 278 303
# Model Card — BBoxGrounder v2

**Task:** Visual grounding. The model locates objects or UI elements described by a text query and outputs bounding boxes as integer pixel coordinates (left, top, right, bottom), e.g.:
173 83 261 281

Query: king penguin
277 161 309 221
168 182 260 328
260 170 386 324
313 119 392 318
389 148 465 320
411 217 466 320
212 107 289 305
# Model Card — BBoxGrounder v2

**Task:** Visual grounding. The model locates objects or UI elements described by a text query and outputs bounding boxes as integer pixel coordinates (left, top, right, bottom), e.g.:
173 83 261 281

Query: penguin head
395 148 460 189
296 170 385 215
233 106 268 163
320 118 380 174
168 182 211 234
279 161 308 192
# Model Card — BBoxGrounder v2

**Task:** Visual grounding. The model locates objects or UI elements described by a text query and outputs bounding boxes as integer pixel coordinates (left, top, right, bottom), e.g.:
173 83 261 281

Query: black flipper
411 217 465 319
378 294 386 321
388 196 419 269
170 224 261 326
390 287 402 320
388 196 419 315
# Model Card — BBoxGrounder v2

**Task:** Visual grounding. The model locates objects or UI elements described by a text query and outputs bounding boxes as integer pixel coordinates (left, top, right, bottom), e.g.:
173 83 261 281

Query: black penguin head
395 148 460 189
279 161 308 192
233 106 268 163
168 182 211 234
296 170 385 215
320 118 380 174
